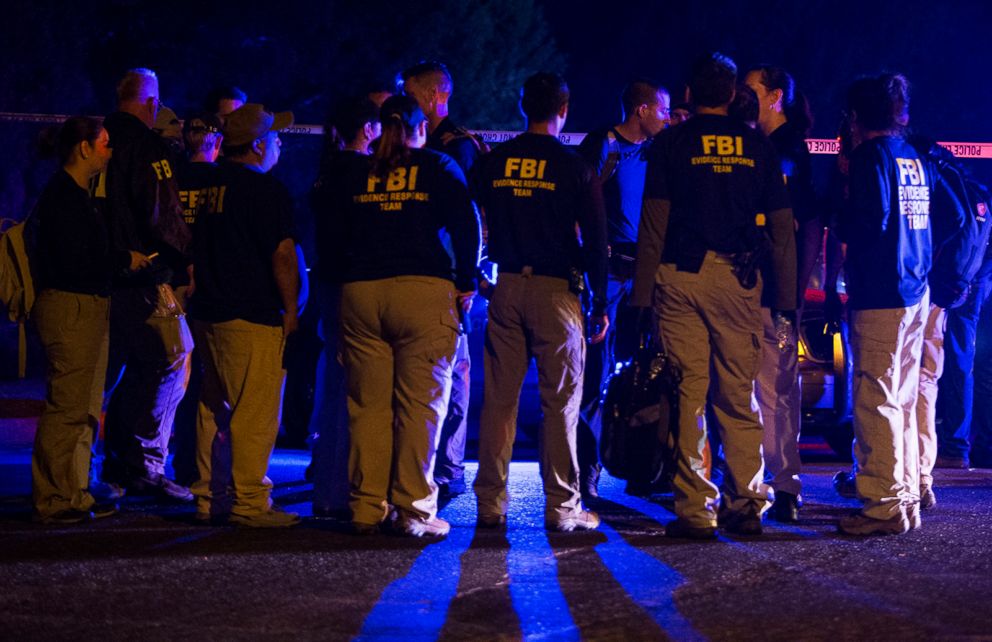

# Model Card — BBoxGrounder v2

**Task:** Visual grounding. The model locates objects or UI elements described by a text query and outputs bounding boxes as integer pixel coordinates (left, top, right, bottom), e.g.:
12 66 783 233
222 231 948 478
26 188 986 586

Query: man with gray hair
96 68 194 502
401 60 483 498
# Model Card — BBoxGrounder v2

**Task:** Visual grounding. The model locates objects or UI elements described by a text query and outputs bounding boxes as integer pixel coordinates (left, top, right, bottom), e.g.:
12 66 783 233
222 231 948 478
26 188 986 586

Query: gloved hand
771 309 797 354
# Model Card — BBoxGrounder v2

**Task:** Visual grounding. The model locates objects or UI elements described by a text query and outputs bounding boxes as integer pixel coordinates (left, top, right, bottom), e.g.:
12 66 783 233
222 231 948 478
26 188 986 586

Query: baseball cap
223 103 294 147
183 111 223 135
152 106 182 140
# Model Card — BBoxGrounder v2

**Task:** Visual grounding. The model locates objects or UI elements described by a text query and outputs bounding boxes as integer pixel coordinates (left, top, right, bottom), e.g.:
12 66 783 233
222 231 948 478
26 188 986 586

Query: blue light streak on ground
506 524 581 641
595 521 707 642
356 524 473 642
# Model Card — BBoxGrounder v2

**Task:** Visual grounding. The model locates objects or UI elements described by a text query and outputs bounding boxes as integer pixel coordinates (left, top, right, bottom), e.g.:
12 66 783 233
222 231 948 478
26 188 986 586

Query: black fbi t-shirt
191 160 296 326
646 114 790 270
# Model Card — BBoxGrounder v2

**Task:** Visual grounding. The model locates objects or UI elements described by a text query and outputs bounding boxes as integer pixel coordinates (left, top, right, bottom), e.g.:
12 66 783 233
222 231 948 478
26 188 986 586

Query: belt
499 264 569 279
709 251 737 265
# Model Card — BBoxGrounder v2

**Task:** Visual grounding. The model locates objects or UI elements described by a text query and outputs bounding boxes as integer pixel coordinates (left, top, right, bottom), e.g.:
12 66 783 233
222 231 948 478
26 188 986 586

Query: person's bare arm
272 237 300 336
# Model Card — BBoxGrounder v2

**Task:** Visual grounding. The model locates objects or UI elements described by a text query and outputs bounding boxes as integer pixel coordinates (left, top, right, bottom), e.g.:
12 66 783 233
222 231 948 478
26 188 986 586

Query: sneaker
90 502 118 520
547 508 601 532
906 503 922 530
664 518 717 540
229 507 300 528
399 515 450 537
838 511 909 536
128 474 194 503
833 471 858 499
920 483 937 510
721 510 763 536
477 513 508 530
90 481 126 501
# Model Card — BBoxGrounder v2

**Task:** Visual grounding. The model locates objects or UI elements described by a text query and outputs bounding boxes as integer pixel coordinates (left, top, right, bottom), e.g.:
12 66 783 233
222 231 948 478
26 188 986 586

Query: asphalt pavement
2 425 992 641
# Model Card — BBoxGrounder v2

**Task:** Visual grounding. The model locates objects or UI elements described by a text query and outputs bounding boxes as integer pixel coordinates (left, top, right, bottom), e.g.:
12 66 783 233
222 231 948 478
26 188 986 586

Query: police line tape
4 112 992 160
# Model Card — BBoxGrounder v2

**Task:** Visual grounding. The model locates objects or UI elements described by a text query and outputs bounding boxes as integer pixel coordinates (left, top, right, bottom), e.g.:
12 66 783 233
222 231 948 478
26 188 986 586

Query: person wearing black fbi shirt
328 95 480 538
190 104 301 528
97 68 194 503
632 53 797 539
401 60 483 499
472 72 609 532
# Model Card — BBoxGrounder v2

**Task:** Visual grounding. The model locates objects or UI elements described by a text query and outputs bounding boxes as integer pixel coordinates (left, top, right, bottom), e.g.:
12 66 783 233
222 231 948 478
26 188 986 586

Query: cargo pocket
426 310 460 367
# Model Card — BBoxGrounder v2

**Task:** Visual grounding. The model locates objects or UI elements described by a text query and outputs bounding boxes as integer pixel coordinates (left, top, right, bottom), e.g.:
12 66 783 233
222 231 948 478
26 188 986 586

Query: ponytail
371 95 425 179
750 65 813 136
371 114 411 178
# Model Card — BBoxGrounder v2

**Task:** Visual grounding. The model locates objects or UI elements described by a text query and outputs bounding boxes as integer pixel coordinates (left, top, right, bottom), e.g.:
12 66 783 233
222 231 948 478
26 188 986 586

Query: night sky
2 0 990 206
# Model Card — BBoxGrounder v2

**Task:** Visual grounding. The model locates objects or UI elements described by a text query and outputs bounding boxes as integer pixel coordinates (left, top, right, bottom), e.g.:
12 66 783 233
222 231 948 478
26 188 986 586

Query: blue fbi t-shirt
840 135 934 310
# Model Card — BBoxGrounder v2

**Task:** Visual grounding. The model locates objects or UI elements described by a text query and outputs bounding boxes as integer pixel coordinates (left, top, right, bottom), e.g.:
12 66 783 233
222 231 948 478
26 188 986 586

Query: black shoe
90 502 118 520
350 521 381 536
477 513 507 530
770 492 799 523
721 510 763 536
664 518 717 540
37 509 90 525
832 471 857 499
128 474 194 502
437 477 467 498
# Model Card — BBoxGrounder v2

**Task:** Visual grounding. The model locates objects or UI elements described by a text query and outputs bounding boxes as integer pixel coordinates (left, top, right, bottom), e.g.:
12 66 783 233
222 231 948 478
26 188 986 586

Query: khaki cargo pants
755 307 803 497
32 290 110 519
917 303 945 487
192 319 286 518
475 273 585 523
851 291 928 521
654 254 770 528
340 276 459 526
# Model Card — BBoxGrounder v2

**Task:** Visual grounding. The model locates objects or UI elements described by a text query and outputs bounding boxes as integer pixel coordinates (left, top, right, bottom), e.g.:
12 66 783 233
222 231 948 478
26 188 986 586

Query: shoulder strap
599 129 622 182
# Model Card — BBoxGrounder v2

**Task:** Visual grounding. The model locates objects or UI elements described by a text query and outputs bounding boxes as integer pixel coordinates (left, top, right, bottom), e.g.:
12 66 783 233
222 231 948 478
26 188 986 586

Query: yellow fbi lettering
179 186 227 222
367 166 420 193
360 166 427 211
504 158 547 179
151 159 173 180
701 135 743 156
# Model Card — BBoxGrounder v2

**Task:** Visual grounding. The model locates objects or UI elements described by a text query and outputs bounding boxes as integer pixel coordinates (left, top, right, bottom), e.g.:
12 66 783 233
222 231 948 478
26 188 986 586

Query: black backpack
913 138 992 308
600 337 680 484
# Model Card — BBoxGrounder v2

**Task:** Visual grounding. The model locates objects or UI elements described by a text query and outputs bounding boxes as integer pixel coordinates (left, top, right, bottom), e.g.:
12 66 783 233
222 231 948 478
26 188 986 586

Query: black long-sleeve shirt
35 170 130 296
428 117 481 175
634 113 796 311
96 111 191 287
470 132 608 314
316 148 480 291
